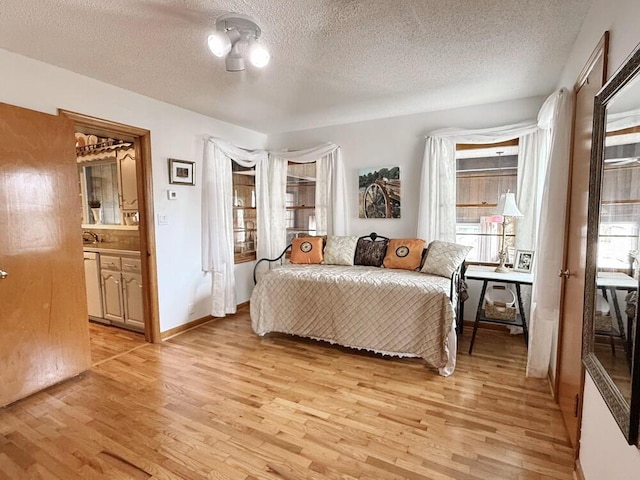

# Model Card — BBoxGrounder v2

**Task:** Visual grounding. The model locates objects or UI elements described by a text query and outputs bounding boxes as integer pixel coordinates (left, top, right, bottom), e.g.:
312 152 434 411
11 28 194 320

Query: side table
465 265 534 354
596 271 637 360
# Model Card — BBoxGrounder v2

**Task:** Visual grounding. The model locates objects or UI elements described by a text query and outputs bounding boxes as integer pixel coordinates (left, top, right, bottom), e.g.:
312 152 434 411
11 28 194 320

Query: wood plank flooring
88 321 147 365
0 309 574 479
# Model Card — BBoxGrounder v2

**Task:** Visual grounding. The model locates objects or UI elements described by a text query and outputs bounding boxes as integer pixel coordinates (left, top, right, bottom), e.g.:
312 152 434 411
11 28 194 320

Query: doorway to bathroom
61 109 161 345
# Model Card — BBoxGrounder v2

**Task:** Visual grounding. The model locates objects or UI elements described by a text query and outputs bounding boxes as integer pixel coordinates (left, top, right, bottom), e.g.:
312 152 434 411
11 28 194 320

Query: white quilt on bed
250 264 457 376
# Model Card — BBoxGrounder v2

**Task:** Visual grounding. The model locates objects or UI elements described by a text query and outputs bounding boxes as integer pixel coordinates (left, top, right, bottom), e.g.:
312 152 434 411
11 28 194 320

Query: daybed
250 233 469 376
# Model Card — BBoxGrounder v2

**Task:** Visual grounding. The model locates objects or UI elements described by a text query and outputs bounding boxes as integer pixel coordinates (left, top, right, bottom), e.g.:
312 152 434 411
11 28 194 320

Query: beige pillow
421 240 471 278
322 236 359 266
290 237 324 264
383 239 426 270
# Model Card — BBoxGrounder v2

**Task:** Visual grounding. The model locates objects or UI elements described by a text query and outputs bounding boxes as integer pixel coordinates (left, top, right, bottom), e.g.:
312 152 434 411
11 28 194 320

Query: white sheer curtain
516 129 551 250
262 156 288 259
418 121 538 243
607 108 640 131
526 88 573 377
417 137 457 242
269 143 347 251
202 137 268 317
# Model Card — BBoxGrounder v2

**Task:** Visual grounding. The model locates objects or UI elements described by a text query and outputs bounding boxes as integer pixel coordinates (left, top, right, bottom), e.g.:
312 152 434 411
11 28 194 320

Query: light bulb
207 31 231 57
248 40 270 68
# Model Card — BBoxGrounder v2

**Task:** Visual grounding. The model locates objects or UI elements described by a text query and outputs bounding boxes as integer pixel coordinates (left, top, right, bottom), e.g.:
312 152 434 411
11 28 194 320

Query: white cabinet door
83 252 104 319
118 148 138 211
101 270 124 322
122 272 144 331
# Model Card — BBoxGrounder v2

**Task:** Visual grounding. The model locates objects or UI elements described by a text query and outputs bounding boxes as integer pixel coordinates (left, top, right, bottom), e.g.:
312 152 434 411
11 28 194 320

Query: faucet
82 231 99 244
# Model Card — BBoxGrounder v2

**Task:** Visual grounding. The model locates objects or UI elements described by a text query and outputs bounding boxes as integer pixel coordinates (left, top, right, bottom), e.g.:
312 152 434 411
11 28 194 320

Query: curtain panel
606 108 640 131
526 88 573 377
417 137 457 242
516 129 551 251
202 137 268 317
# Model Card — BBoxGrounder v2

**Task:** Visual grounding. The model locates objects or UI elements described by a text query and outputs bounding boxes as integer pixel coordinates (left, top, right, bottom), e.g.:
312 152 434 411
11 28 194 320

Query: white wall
0 48 267 333
555 0 640 476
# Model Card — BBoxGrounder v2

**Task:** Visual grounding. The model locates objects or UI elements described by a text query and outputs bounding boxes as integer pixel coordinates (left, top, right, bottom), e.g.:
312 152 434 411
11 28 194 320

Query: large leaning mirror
584 40 640 445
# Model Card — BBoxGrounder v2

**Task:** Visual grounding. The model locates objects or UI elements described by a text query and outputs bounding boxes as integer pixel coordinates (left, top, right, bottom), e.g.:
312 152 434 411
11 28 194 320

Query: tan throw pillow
297 234 327 249
322 235 359 266
383 238 426 270
290 237 324 264
421 240 471 278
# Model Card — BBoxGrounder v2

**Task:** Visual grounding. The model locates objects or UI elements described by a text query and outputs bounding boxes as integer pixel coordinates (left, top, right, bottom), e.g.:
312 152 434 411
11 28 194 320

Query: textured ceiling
0 0 591 134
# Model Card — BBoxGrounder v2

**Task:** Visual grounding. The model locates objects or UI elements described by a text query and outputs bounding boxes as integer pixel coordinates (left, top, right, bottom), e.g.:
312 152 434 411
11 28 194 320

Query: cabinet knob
0 269 8 279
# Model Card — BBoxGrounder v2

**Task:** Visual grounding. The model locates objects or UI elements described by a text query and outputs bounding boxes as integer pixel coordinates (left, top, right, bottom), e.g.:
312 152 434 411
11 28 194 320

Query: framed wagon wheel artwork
358 166 401 218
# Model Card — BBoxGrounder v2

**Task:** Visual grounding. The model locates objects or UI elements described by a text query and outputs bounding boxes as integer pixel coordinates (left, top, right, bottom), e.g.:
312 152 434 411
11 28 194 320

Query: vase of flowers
88 199 101 224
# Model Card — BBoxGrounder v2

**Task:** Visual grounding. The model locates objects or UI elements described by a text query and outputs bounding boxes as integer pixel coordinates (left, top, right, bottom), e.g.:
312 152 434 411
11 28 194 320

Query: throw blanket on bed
250 264 457 376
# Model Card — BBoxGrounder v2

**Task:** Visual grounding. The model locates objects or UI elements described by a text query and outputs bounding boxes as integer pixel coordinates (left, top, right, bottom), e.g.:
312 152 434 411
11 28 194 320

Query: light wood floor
0 310 574 479
89 321 147 365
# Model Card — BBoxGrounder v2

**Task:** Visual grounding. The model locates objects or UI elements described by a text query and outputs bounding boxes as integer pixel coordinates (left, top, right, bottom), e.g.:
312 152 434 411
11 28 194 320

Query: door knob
558 269 572 278
0 269 7 279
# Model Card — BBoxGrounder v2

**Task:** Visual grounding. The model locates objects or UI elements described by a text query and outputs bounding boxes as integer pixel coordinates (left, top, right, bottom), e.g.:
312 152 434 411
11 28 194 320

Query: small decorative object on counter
88 199 101 224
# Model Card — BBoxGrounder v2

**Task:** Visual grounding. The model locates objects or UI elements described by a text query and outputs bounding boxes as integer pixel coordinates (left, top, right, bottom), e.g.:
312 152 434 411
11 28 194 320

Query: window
286 162 316 245
455 140 519 263
232 162 257 263
598 131 640 270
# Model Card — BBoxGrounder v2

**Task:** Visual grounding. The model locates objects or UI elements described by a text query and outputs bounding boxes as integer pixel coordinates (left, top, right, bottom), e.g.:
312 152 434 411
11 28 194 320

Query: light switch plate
168 190 177 200
157 214 168 225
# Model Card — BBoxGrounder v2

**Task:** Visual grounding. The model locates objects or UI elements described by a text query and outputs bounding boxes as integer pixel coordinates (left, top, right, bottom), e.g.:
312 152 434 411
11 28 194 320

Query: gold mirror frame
584 41 640 446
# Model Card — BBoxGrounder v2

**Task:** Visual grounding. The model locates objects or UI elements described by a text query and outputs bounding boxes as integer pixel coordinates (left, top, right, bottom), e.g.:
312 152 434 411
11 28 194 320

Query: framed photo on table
169 158 195 185
514 249 535 273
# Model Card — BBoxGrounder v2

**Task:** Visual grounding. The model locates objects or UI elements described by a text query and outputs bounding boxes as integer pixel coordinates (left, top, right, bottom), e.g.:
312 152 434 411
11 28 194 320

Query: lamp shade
494 192 523 217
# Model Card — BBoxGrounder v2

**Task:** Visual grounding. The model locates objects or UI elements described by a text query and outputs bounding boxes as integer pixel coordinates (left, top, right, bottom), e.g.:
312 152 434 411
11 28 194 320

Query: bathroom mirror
584 40 640 445
80 161 122 225
76 138 138 227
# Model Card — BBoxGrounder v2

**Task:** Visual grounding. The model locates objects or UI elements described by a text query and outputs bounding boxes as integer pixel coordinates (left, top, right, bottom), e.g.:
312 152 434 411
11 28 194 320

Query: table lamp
493 192 523 273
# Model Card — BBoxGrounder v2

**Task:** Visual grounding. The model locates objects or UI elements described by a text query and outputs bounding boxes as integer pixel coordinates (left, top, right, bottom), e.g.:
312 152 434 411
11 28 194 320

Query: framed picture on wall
169 158 195 185
513 249 535 273
358 166 401 218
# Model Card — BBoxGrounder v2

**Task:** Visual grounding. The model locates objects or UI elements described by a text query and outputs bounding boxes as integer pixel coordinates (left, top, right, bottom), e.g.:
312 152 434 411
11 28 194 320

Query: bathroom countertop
83 243 140 256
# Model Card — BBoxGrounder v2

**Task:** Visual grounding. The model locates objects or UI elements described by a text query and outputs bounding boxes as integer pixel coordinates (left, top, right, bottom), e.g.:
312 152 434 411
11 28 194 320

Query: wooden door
0 103 91 407
556 33 608 449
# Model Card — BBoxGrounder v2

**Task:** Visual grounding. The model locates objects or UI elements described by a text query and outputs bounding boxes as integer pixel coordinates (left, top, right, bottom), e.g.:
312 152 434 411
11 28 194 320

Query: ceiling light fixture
207 14 270 72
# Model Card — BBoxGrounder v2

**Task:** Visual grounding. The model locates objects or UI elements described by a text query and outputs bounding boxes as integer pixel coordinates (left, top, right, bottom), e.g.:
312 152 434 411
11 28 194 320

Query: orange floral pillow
290 237 324 264
383 238 426 270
